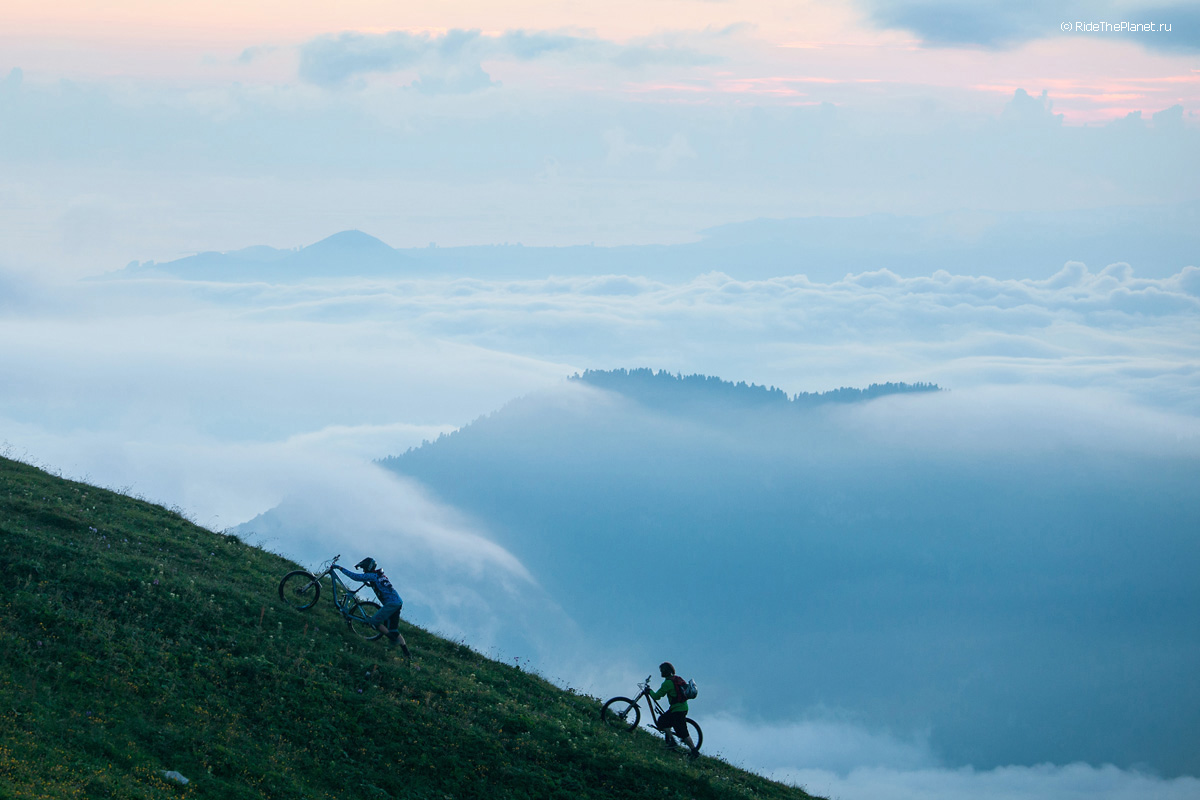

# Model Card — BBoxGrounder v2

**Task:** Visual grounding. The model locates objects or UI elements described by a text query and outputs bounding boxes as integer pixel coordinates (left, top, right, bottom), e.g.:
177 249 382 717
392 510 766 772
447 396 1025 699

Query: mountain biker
650 661 698 759
334 557 411 660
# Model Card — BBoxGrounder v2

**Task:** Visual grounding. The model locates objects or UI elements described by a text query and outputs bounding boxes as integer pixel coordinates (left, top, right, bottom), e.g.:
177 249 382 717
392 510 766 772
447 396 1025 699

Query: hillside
0 455 821 800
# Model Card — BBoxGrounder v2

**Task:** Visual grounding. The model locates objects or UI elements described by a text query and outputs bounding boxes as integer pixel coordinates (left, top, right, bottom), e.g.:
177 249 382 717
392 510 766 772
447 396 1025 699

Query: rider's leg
668 713 697 755
386 609 412 659
368 601 403 643
680 719 699 758
658 712 681 748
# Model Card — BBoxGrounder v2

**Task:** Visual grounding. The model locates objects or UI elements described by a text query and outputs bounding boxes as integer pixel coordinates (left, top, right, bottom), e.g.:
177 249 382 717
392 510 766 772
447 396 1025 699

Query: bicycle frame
634 677 670 721
325 567 365 616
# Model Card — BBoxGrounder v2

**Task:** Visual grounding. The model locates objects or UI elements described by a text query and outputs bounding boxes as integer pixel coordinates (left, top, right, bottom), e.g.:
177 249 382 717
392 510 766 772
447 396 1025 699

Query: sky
1 0 1198 273
2 2 1199 799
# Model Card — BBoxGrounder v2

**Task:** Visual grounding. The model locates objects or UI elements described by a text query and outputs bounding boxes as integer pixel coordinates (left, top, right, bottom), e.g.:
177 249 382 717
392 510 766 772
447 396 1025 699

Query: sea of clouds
2 260 1197 800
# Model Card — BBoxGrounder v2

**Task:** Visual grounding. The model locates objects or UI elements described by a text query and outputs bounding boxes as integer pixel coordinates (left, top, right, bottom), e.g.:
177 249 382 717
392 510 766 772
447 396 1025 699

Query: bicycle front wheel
600 697 641 731
348 600 383 641
686 717 703 752
278 571 320 610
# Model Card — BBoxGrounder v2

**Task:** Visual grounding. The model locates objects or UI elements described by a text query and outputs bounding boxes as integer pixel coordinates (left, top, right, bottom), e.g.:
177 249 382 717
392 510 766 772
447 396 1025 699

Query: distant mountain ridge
377 370 940 464
572 368 940 412
122 229 411 281
115 203 1200 282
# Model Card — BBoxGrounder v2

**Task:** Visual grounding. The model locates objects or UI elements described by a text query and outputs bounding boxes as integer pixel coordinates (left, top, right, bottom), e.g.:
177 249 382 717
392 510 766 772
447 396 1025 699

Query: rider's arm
334 566 371 582
649 679 672 701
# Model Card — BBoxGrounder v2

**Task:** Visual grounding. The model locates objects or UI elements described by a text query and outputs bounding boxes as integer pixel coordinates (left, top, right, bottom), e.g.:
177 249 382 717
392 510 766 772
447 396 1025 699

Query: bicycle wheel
348 600 383 641
686 718 703 752
600 697 641 731
278 571 320 610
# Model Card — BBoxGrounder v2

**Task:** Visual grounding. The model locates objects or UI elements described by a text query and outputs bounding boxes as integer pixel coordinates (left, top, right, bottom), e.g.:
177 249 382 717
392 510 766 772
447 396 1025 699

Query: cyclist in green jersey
650 661 698 759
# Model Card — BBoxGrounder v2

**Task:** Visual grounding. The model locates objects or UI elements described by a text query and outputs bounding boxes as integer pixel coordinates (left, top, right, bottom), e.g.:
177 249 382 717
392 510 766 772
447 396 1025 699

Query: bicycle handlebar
316 554 342 575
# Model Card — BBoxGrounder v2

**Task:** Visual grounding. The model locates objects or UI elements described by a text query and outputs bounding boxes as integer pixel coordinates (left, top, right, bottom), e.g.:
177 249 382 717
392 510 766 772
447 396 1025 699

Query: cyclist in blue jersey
334 557 411 660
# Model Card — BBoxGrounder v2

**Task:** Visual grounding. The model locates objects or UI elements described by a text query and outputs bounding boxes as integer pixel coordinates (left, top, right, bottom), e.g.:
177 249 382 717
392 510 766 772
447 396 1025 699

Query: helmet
355 557 378 573
659 661 675 677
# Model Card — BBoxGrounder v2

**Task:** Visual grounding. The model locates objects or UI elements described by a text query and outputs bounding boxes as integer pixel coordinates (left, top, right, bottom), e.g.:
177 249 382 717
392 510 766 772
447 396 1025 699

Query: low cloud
703 714 937 774
0 419 451 531
297 27 719 90
604 128 698 173
252 464 533 583
141 261 1200 411
698 713 1200 799
780 763 1200 800
699 713 1200 798
231 460 600 669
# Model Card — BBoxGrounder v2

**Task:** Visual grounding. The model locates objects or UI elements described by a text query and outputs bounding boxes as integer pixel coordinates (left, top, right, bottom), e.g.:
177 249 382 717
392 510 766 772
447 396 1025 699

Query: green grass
0 456 822 800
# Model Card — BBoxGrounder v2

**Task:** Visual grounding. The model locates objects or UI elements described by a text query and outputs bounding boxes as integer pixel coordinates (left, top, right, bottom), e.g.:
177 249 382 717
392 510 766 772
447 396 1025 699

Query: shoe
688 747 700 761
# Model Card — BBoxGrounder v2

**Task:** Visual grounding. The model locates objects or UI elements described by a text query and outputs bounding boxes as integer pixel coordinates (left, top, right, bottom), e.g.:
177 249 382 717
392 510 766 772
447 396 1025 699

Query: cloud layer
3 255 1196 523
99 260 1197 410
705 714 1200 800
298 28 720 90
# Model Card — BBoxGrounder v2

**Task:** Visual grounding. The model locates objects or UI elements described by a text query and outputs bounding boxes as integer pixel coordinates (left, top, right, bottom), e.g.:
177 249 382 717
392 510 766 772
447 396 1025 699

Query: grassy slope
0 457 821 800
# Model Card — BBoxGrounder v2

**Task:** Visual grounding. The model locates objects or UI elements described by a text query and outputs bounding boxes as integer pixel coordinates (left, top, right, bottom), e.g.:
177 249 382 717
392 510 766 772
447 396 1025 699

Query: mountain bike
277 554 383 640
601 676 703 752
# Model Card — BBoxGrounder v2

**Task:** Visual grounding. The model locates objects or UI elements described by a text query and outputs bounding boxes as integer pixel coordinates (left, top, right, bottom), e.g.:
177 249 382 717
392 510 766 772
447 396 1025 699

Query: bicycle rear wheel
278 571 320 610
348 600 383 641
686 717 703 752
600 697 641 731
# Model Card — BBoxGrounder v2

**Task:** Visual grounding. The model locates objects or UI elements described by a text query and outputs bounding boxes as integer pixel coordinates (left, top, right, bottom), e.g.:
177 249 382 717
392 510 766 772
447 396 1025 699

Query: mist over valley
239 369 1200 779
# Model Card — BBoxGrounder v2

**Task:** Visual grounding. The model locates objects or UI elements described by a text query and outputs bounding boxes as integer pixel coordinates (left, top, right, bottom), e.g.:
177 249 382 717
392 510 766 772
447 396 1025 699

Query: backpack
671 675 699 702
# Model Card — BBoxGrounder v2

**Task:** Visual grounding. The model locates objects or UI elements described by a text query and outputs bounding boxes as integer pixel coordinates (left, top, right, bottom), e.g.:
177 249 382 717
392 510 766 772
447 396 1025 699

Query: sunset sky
2 0 1197 273
5 0 1196 115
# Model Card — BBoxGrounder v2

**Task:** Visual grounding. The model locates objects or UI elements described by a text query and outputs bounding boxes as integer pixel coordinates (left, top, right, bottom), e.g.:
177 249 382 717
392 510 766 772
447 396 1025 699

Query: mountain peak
303 229 394 254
